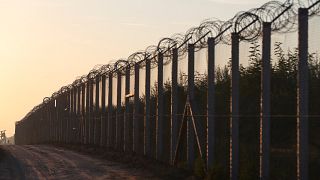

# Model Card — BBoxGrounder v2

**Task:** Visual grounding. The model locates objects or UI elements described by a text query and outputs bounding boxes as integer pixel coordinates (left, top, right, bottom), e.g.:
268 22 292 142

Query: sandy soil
0 145 160 180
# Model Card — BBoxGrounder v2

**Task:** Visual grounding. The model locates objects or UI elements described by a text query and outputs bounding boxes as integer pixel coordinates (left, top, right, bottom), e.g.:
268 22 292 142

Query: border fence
15 0 320 179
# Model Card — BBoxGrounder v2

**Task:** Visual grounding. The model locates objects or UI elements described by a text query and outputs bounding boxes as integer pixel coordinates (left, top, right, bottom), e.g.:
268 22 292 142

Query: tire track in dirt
0 146 25 180
31 145 156 179
9 145 49 179
1 145 160 180
26 145 100 179
26 145 84 179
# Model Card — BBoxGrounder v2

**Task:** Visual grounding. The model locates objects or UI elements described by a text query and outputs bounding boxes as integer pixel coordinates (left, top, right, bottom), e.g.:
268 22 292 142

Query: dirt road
0 145 160 180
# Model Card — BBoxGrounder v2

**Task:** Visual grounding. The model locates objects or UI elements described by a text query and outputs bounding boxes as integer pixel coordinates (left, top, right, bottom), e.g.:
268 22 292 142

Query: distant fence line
15 0 320 180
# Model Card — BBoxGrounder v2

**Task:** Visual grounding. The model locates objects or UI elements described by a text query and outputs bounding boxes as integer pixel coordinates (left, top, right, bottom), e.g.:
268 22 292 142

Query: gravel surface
0 145 160 180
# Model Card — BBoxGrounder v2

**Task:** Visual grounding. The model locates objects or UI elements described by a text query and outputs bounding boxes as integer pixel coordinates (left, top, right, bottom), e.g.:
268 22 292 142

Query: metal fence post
157 52 164 160
171 48 178 164
60 95 64 143
65 92 69 144
47 103 51 143
133 63 140 153
108 73 113 147
145 57 151 156
69 90 72 143
39 107 44 143
50 102 53 143
89 80 94 145
81 83 86 144
52 99 56 143
46 105 49 143
56 97 59 143
207 37 215 170
230 33 239 180
61 93 65 143
48 101 52 142
297 8 309 180
57 96 60 143
116 71 122 149
260 22 271 180
188 44 195 168
70 89 73 143
77 85 81 144
101 75 106 146
72 88 75 143
85 82 90 145
69 86 77 143
73 87 77 143
124 66 130 151
95 76 100 146
65 91 69 143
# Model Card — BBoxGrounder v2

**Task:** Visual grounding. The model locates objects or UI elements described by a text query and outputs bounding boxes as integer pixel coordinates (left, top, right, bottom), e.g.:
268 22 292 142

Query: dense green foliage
162 42 319 179
123 42 320 179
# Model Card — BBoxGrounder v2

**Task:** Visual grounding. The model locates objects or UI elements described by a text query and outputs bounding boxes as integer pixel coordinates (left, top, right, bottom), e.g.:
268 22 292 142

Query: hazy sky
0 0 270 136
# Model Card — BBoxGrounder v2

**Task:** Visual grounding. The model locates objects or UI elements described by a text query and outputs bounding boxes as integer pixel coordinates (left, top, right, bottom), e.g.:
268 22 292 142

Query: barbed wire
19 0 320 122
